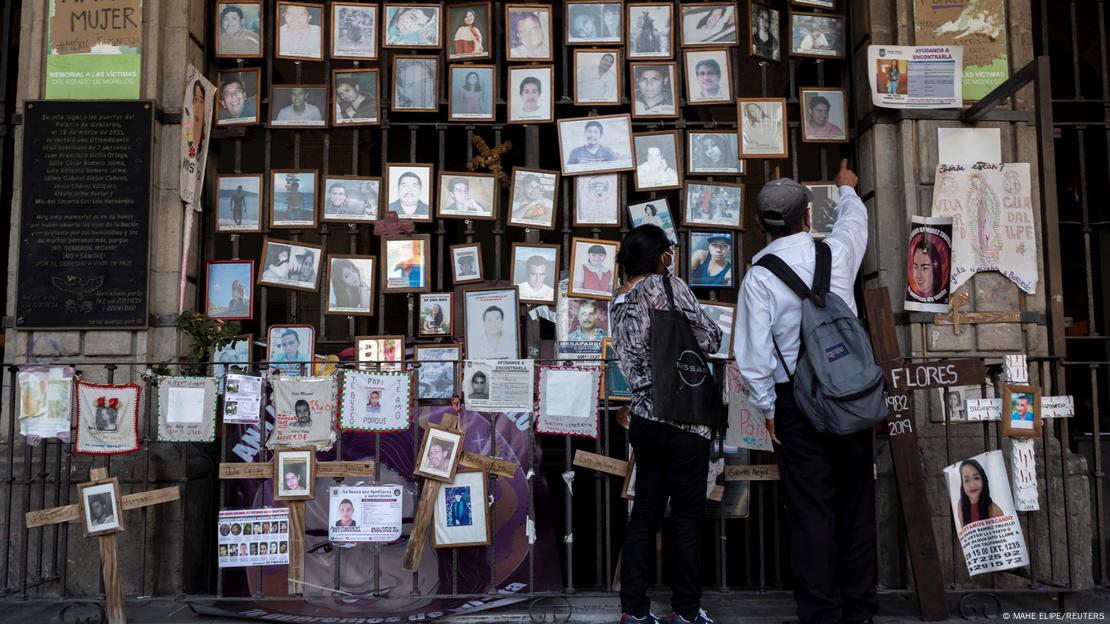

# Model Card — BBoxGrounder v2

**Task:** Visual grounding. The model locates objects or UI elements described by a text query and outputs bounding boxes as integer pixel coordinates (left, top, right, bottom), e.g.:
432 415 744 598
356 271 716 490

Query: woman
691 7 729 43
457 71 484 114
329 258 371 310
610 225 722 624
423 303 445 333
452 9 484 56
958 459 1005 527
262 248 292 281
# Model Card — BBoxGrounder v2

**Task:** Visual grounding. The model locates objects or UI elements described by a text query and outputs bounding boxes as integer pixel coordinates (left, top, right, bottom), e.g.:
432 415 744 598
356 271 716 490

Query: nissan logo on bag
675 350 710 387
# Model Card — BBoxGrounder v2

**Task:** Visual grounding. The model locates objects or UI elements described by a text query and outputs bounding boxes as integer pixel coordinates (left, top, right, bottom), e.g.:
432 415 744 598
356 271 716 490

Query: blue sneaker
620 613 664 624
669 609 716 624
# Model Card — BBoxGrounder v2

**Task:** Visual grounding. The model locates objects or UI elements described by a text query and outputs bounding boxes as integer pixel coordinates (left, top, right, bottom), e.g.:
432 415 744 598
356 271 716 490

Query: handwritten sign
572 450 630 477
459 452 516 479
724 465 780 481
887 359 985 392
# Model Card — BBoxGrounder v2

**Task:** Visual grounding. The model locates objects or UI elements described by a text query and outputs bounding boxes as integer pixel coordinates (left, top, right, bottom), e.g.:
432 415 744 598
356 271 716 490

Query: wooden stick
99 533 125 624
287 501 306 595
402 412 459 572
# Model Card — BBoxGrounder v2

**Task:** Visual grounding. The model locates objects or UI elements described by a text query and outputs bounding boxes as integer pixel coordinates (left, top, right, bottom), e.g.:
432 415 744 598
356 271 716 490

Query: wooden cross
466 135 513 188
933 291 1021 335
25 467 181 624
219 454 375 594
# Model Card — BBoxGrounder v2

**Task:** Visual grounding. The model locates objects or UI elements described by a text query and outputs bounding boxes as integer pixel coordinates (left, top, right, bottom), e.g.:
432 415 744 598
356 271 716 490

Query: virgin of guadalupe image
966 172 1002 265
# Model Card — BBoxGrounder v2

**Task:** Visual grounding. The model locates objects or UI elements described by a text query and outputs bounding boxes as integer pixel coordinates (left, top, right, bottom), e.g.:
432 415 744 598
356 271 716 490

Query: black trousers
774 382 878 624
619 416 711 619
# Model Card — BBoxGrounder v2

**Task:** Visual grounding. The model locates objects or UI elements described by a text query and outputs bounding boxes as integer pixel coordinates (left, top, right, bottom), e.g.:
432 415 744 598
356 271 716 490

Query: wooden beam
724 465 780 481
572 450 629 477
317 460 375 478
287 501 306 595
121 487 180 510
219 463 273 479
459 452 516 479
27 487 181 529
402 413 459 573
99 533 125 624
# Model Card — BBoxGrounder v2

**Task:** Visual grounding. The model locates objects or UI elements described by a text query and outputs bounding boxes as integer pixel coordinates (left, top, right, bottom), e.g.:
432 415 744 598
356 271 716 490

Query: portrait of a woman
957 459 1005 527
328 258 372 312
451 9 484 57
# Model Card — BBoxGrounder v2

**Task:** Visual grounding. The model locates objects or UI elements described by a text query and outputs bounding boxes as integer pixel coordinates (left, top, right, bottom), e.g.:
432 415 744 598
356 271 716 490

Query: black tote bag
649 277 726 429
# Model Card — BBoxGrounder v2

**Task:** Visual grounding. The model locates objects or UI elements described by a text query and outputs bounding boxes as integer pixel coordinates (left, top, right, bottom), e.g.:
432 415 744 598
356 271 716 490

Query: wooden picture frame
77 476 126 537
214 332 254 378
380 234 432 293
749 1 783 63
215 68 263 127
565 0 625 45
632 130 683 192
505 4 555 62
258 237 324 292
215 172 264 233
321 175 381 223
462 286 521 359
332 68 381 126
627 2 674 59
679 2 739 47
275 1 325 61
437 171 498 220
391 55 440 112
269 84 329 129
687 131 744 176
802 181 840 238
683 47 733 105
510 242 560 305
737 97 789 159
687 231 736 289
414 344 461 399
382 3 444 49
574 174 621 228
266 324 316 374
573 49 623 106
698 300 737 359
273 447 317 501
446 1 493 61
330 2 379 60
507 167 560 229
629 61 679 119
355 335 406 371
788 11 845 60
324 254 375 317
448 64 497 122
799 86 849 143
417 292 455 337
508 65 555 124
557 113 636 176
793 0 836 8
568 237 620 300
683 180 745 230
384 163 435 222
433 469 491 547
414 422 465 482
206 259 255 321
269 168 319 229
215 1 265 59
450 243 485 285
1001 384 1043 438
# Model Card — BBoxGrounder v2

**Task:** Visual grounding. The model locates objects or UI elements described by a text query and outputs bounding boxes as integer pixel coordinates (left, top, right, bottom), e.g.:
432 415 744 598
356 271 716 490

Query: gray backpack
755 241 887 435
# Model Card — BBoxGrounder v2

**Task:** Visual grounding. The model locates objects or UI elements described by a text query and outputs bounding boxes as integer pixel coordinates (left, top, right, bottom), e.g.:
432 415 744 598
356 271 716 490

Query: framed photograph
800 87 848 142
601 337 631 401
270 169 318 228
333 69 380 126
418 292 454 337
1001 385 1043 438
738 97 789 158
793 0 836 7
557 114 635 176
214 333 253 379
78 477 125 536
433 470 491 547
266 324 316 376
684 48 733 104
627 3 673 58
448 65 496 121
415 344 460 399
276 2 324 60
438 172 497 220
463 287 520 359
392 56 439 112
447 2 491 60
627 198 677 243
383 3 443 48
381 235 431 293
699 300 736 359
633 131 682 192
274 448 316 500
511 243 560 304
684 181 744 229
803 182 839 238
450 243 484 285
679 3 738 47
508 168 559 229
557 297 611 348
385 163 434 221
506 4 554 61
620 456 637 500
566 1 623 45
574 174 620 227
259 238 323 292
630 62 678 118
331 3 378 59
750 2 782 62
216 69 261 126
322 176 380 223
508 65 554 124
269 85 328 128
790 12 845 59
687 131 744 175
215 174 263 233
573 49 622 106
206 260 254 321
415 422 465 482
356 336 405 371
216 2 264 58
569 237 619 300
688 231 735 289
325 255 375 316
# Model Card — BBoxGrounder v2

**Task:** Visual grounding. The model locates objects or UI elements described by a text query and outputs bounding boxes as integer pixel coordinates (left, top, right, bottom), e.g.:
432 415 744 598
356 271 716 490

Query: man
88 494 114 527
283 467 304 492
449 492 470 526
336 499 358 527
229 184 247 224
324 183 366 217
218 5 261 56
276 87 323 123
272 329 309 375
473 306 513 359
395 59 437 109
443 177 485 214
367 391 382 414
567 300 608 341
634 66 674 115
469 371 489 400
578 176 615 222
388 171 429 218
516 76 544 117
293 399 312 426
218 76 256 122
578 53 617 101
804 95 844 139
1011 395 1035 429
690 234 733 287
636 146 679 188
425 439 453 471
456 254 477 278
733 160 874 624
516 255 554 300
510 11 548 58
575 244 613 293
279 4 322 58
513 174 553 222
692 58 725 101
567 120 618 165
335 77 376 122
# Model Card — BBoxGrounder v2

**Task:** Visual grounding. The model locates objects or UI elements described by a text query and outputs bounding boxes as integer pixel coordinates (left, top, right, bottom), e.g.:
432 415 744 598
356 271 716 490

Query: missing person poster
905 216 953 313
223 373 262 424
328 485 404 543
180 64 216 205
47 0 143 99
942 450 1030 576
339 370 413 432
914 0 1008 101
18 367 73 441
868 45 963 109
269 376 337 451
217 508 290 568
462 359 535 413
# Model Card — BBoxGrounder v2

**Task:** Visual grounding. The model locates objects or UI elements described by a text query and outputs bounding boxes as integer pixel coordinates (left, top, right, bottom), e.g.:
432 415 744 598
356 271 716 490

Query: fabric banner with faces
269 375 337 451
156 376 218 443
18 367 74 441
75 380 141 455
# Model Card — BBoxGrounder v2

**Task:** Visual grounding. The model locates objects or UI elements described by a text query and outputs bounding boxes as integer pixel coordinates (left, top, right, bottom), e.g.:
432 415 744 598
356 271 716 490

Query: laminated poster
943 449 1029 576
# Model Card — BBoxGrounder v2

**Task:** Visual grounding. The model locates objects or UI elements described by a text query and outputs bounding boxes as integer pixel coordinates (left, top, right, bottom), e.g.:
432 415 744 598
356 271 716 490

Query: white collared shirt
732 185 868 418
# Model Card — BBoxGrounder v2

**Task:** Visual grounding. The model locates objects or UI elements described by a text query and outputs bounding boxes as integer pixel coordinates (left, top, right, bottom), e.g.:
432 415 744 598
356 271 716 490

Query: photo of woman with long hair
957 458 1004 527
327 257 373 314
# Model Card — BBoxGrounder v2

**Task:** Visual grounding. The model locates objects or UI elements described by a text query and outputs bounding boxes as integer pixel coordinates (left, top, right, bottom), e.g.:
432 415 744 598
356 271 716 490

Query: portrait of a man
271 86 326 127
632 64 676 117
685 51 732 104
393 57 438 111
332 4 377 58
386 166 432 220
417 425 462 480
469 371 489 400
1010 394 1035 429
334 71 379 125
513 248 557 303
509 170 558 228
217 3 263 57
277 451 312 498
801 89 848 142
267 325 314 376
88 493 115 527
566 299 608 341
438 174 495 218
560 116 635 175
217 71 258 126
277 2 323 59
366 391 382 414
574 51 619 104
509 67 552 122
464 289 520 360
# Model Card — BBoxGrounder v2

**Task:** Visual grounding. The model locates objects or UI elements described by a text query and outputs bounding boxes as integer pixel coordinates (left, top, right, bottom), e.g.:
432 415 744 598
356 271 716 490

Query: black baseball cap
756 178 812 227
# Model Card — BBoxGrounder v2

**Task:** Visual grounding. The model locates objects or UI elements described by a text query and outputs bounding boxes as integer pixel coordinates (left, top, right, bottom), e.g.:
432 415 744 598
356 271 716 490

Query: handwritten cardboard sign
886 358 985 392
51 0 142 54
